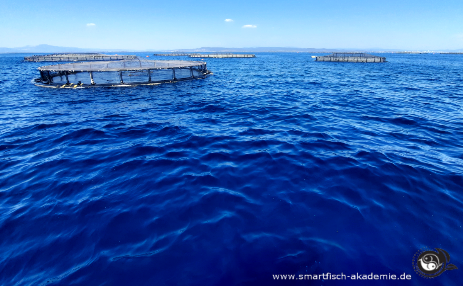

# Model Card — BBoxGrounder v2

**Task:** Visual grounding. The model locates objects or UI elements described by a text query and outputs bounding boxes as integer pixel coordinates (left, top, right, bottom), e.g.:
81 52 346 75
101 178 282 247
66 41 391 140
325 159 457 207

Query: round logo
412 247 458 278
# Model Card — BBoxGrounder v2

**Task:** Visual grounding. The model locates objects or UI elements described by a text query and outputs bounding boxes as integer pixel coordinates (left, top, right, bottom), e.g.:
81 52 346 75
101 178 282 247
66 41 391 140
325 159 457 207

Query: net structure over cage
24 53 137 62
315 52 386 62
34 59 211 88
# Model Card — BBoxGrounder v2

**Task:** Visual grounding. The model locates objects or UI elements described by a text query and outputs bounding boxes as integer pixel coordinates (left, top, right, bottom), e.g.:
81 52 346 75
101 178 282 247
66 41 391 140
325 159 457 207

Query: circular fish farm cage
315 53 386 63
24 53 137 62
189 53 255 58
34 59 211 88
153 53 191 57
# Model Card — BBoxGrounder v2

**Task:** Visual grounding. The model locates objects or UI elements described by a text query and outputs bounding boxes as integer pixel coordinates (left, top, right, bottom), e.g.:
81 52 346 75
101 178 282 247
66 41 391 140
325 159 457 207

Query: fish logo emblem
413 247 458 278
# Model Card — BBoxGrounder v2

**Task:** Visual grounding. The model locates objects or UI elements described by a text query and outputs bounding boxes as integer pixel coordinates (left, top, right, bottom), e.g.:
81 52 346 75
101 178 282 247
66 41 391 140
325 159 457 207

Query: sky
1 0 462 50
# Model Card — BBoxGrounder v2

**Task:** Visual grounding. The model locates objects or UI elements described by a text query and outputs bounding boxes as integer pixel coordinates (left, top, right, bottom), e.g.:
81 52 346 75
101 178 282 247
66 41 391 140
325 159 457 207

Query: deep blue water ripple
1 53 462 285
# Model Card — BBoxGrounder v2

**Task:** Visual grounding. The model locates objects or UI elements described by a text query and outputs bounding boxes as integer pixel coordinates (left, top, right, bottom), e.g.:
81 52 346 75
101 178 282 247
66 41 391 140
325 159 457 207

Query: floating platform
34 59 211 88
25 53 137 62
315 53 386 63
153 53 191 57
396 52 429 54
189 53 255 58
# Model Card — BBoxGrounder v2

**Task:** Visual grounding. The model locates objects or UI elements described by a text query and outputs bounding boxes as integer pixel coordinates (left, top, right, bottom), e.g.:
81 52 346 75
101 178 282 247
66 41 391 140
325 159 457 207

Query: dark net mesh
315 53 386 63
35 60 210 87
39 59 206 72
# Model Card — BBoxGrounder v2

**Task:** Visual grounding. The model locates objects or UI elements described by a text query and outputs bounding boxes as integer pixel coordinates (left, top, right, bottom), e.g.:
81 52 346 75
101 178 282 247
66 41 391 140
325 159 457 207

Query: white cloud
242 25 257 28
86 23 96 27
225 19 233 22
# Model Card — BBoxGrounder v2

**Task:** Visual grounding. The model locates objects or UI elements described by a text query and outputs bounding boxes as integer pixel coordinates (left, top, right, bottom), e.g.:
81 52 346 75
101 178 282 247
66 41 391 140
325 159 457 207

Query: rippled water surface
1 53 462 285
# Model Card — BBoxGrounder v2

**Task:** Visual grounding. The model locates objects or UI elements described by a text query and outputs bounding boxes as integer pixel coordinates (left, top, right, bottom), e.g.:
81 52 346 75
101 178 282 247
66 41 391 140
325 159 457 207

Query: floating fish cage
189 53 255 58
315 53 386 63
25 53 137 62
34 59 211 88
153 53 255 58
153 53 191 57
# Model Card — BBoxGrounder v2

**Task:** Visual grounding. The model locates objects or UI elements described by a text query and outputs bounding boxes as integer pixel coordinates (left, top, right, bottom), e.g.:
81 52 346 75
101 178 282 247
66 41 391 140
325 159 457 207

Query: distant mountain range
175 47 353 53
1 44 462 54
0 44 129 54
0 45 359 53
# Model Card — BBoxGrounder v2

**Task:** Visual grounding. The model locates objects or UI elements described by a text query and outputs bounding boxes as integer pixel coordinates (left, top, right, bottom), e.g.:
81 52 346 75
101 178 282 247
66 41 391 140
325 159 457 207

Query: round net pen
189 53 255 58
34 59 211 88
153 53 191 57
25 53 137 62
315 53 386 63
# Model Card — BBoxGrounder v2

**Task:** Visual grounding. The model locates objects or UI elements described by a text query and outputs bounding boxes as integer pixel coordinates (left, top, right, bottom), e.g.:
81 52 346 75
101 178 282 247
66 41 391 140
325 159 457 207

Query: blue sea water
0 53 462 286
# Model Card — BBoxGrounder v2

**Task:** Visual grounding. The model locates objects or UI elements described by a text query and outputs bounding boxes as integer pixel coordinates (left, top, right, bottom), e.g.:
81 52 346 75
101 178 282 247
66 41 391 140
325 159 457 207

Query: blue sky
1 0 462 50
